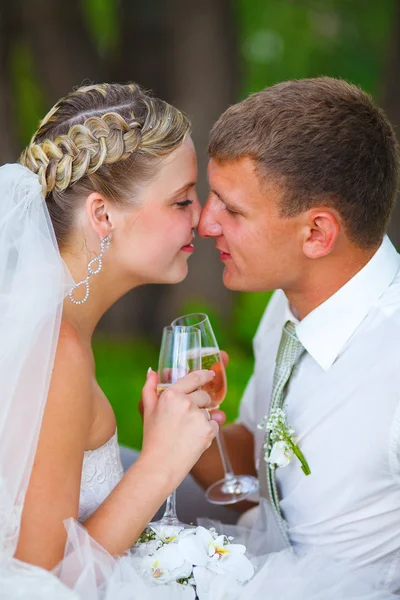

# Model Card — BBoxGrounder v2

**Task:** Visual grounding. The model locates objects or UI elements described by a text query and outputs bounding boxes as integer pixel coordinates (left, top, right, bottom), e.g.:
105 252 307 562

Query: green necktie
259 320 305 518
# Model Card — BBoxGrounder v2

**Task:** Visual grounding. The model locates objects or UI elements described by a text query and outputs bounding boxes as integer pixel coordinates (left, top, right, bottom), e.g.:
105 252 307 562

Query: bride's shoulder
49 320 94 409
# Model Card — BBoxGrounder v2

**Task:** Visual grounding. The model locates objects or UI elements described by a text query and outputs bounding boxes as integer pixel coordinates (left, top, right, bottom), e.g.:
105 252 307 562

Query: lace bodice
79 430 124 522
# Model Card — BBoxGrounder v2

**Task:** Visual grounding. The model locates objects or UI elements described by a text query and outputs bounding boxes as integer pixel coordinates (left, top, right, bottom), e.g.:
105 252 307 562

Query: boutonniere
259 408 311 476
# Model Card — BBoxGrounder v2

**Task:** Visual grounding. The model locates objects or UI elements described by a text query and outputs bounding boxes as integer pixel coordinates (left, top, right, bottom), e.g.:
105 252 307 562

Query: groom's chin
222 267 269 292
222 267 244 291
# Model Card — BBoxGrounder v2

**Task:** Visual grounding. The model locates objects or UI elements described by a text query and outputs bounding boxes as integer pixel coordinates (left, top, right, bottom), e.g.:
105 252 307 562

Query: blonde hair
20 83 190 248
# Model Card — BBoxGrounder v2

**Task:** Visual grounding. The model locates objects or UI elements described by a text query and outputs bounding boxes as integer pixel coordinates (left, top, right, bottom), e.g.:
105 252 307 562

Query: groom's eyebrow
210 189 229 204
211 189 241 211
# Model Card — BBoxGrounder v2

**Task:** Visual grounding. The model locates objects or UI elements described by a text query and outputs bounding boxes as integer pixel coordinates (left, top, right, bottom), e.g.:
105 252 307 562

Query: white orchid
149 524 186 544
193 566 243 600
133 524 254 597
137 542 192 584
179 526 254 581
267 440 294 468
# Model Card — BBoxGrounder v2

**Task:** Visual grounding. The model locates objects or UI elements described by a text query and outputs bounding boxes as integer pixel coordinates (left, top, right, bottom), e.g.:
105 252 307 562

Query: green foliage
235 0 395 98
82 0 119 56
178 298 230 349
10 42 45 146
93 335 255 450
231 291 273 352
94 336 157 450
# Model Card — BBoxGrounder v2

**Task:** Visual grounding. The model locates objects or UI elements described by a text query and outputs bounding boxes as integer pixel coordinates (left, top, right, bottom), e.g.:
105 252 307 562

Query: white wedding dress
79 430 124 523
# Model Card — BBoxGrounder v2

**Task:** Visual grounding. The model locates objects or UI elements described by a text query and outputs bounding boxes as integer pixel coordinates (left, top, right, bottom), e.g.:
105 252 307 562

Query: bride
0 82 219 594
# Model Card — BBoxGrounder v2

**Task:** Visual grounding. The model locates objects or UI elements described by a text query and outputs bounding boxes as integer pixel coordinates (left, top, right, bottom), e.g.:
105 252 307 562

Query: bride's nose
191 197 202 229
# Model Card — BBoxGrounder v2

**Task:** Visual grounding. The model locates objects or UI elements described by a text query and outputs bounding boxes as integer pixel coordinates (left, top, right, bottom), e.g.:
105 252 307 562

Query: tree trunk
17 0 101 106
162 0 238 326
0 0 18 162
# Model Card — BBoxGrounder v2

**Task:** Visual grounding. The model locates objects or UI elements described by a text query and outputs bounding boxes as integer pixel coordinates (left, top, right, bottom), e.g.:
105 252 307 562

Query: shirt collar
283 236 400 372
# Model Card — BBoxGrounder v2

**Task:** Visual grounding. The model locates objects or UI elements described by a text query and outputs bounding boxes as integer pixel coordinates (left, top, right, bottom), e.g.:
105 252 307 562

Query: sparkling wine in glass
171 313 259 505
150 325 201 528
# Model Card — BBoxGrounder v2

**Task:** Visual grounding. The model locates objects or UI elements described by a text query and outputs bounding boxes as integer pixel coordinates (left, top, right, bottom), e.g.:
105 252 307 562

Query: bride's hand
138 353 229 424
140 369 219 487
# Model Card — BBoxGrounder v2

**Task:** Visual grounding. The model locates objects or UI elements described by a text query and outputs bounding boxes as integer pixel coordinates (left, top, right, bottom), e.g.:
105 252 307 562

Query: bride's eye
176 199 193 208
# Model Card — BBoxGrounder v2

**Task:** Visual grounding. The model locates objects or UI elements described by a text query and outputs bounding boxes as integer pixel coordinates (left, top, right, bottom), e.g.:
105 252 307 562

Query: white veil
0 163 76 597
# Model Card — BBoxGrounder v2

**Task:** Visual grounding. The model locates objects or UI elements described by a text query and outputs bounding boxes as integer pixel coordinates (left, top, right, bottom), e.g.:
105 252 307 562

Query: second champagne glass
151 325 201 528
171 313 259 505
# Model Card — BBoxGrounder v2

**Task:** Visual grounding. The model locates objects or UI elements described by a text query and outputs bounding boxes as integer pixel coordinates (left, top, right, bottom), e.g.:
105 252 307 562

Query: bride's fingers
141 368 158 416
170 369 215 394
188 389 212 409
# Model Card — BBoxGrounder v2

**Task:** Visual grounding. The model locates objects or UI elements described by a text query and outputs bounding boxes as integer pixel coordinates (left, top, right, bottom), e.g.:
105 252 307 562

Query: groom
194 77 400 579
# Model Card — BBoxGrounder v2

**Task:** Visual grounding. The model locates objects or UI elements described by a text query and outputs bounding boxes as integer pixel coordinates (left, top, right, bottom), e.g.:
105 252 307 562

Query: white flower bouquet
131 524 255 599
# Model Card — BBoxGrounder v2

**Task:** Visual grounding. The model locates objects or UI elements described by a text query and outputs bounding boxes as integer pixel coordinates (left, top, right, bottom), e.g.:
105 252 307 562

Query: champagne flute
171 313 259 504
151 325 201 528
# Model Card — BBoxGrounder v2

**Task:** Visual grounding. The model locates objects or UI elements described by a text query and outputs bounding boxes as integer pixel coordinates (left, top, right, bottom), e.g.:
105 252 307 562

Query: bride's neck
61 252 140 342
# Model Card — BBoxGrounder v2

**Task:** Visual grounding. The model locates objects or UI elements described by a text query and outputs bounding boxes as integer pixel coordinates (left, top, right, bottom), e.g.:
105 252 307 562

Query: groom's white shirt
239 235 400 587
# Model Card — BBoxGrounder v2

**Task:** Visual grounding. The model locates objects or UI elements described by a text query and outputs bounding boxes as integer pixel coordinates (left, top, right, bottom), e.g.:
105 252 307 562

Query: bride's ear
85 192 114 240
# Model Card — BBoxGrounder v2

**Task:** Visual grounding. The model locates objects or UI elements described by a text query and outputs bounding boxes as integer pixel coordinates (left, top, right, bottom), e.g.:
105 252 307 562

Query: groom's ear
301 208 341 259
85 192 114 239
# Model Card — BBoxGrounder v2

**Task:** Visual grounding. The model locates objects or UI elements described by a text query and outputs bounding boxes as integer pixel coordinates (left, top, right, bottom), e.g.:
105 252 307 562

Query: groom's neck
284 244 379 321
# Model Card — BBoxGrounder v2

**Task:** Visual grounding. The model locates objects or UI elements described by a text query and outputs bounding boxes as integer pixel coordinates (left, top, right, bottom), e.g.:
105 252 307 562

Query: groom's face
199 158 303 292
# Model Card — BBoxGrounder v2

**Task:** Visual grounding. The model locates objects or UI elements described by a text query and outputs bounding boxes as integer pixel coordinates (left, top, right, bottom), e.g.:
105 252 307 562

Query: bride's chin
162 262 189 284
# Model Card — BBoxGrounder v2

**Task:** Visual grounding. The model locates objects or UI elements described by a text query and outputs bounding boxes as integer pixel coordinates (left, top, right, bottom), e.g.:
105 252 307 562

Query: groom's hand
220 350 229 367
208 350 229 425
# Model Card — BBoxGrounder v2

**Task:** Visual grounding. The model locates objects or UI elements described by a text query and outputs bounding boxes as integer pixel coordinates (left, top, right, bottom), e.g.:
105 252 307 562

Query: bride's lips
181 240 195 253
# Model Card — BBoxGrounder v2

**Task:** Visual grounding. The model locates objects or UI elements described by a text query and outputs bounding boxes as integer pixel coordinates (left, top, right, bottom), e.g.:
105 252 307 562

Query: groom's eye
176 199 193 208
224 205 239 216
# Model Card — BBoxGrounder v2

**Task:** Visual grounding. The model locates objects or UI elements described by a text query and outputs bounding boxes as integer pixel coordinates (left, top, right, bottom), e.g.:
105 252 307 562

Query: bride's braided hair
20 83 190 248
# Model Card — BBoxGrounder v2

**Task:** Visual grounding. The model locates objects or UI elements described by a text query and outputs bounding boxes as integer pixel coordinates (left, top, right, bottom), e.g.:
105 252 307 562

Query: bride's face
110 137 200 285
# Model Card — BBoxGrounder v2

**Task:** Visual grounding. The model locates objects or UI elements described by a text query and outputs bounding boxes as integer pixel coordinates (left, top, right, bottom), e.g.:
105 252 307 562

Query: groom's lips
216 246 231 262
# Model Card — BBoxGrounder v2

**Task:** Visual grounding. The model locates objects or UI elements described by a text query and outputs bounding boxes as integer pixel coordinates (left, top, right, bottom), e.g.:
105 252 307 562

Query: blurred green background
2 0 399 448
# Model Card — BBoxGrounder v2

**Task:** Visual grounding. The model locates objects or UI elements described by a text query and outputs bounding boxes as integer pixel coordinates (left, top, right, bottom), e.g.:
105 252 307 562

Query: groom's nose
198 197 223 238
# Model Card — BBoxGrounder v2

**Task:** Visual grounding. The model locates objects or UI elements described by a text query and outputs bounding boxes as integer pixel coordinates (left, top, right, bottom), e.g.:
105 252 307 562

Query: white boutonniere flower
268 440 294 468
259 408 311 475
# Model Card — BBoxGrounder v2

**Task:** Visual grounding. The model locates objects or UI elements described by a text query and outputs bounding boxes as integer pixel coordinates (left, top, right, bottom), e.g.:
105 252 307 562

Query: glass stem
161 490 179 524
216 430 236 481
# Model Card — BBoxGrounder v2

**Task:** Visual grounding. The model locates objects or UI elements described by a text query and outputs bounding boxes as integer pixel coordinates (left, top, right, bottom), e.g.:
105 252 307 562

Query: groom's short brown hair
209 77 399 248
